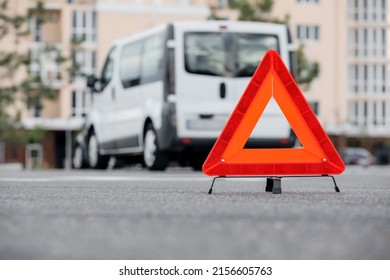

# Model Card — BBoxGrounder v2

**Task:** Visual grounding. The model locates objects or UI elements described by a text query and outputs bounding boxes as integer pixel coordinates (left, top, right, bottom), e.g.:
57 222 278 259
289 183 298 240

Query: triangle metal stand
208 175 340 194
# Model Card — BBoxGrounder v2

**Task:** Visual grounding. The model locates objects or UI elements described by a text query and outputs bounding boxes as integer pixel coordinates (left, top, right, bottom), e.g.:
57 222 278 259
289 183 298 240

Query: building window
72 50 97 80
72 10 97 43
348 100 390 127
309 101 319 115
29 18 42 42
296 25 320 42
348 0 387 22
348 64 390 96
382 0 387 21
72 90 91 117
348 28 387 58
28 43 62 87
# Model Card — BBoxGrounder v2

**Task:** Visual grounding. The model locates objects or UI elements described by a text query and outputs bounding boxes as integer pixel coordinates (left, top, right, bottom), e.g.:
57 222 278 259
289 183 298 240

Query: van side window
100 47 117 90
120 41 142 88
140 33 164 84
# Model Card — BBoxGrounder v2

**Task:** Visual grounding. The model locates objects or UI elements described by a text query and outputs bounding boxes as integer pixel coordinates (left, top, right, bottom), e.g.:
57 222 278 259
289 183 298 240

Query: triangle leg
265 177 273 192
208 176 225 194
330 175 341 192
265 177 282 194
272 177 282 194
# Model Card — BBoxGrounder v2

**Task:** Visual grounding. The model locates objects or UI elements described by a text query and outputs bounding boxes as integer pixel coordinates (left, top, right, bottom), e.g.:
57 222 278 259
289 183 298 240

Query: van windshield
184 32 279 77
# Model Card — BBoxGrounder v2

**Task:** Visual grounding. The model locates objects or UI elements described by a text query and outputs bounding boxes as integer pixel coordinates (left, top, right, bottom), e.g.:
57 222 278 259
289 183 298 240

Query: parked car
72 21 297 171
339 147 376 166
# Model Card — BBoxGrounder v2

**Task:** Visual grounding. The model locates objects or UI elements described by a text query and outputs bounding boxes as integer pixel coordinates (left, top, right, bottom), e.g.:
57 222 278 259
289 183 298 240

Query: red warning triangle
202 50 345 176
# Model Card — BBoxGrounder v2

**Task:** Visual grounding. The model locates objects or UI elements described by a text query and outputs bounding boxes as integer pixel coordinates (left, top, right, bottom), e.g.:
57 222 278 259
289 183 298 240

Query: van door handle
199 114 214 119
220 82 226 99
111 88 115 100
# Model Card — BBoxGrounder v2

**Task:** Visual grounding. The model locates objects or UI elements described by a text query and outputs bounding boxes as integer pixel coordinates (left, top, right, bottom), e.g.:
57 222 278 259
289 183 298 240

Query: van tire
72 144 87 169
189 152 207 171
143 124 168 171
87 132 109 169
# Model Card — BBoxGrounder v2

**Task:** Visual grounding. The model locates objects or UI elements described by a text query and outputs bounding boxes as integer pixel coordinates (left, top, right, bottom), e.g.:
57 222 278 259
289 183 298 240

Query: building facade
267 0 390 161
271 0 390 139
2 0 211 168
2 0 390 167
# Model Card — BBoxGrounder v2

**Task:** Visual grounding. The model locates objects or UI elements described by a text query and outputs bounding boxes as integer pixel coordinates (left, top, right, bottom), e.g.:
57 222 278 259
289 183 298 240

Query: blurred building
2 0 390 168
214 0 390 158
271 0 390 140
2 0 211 168
271 0 390 160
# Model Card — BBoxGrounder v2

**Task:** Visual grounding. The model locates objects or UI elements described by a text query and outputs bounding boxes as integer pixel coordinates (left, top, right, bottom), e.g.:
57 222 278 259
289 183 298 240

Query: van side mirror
87 75 96 89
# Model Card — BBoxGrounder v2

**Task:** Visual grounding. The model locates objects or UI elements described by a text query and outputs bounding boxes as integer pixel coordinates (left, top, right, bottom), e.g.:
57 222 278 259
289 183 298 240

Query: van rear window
184 32 279 77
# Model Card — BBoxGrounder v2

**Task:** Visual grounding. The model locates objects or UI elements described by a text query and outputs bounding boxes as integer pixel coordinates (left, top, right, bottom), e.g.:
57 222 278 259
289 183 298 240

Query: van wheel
189 153 207 171
143 124 168 171
72 144 87 169
88 132 109 169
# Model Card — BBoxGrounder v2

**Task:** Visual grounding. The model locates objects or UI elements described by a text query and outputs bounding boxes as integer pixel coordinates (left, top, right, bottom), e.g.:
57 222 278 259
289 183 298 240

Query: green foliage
0 1 62 147
19 73 56 110
28 0 45 25
238 1 255 21
68 37 83 81
271 14 290 24
257 0 274 13
228 0 241 9
228 0 319 87
208 14 229 20
0 0 30 42
296 44 320 90
229 0 278 22
0 0 30 135
1 119 44 148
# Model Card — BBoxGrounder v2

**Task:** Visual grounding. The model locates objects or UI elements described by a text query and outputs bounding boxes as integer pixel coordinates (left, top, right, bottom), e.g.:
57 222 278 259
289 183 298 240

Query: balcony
28 42 64 89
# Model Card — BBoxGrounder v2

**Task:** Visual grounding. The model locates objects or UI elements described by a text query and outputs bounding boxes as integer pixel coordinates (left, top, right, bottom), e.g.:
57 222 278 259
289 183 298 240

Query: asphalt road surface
0 166 389 260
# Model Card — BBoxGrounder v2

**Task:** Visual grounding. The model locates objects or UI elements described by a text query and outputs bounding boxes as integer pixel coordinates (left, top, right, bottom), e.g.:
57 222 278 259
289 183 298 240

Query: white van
72 21 297 170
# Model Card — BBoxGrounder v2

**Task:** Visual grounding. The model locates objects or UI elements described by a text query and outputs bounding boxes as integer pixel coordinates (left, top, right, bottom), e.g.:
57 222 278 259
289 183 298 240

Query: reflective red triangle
202 50 345 176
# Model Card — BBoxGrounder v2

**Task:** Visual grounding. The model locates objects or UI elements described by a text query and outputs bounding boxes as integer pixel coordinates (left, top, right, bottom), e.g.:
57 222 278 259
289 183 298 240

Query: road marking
0 178 52 182
0 176 210 182
0 176 300 183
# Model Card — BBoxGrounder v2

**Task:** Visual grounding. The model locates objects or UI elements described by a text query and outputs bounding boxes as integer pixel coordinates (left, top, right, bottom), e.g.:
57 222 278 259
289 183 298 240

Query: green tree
257 0 273 13
237 1 256 21
0 1 28 119
68 37 83 81
296 44 320 90
229 0 279 22
0 0 62 149
228 0 319 87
